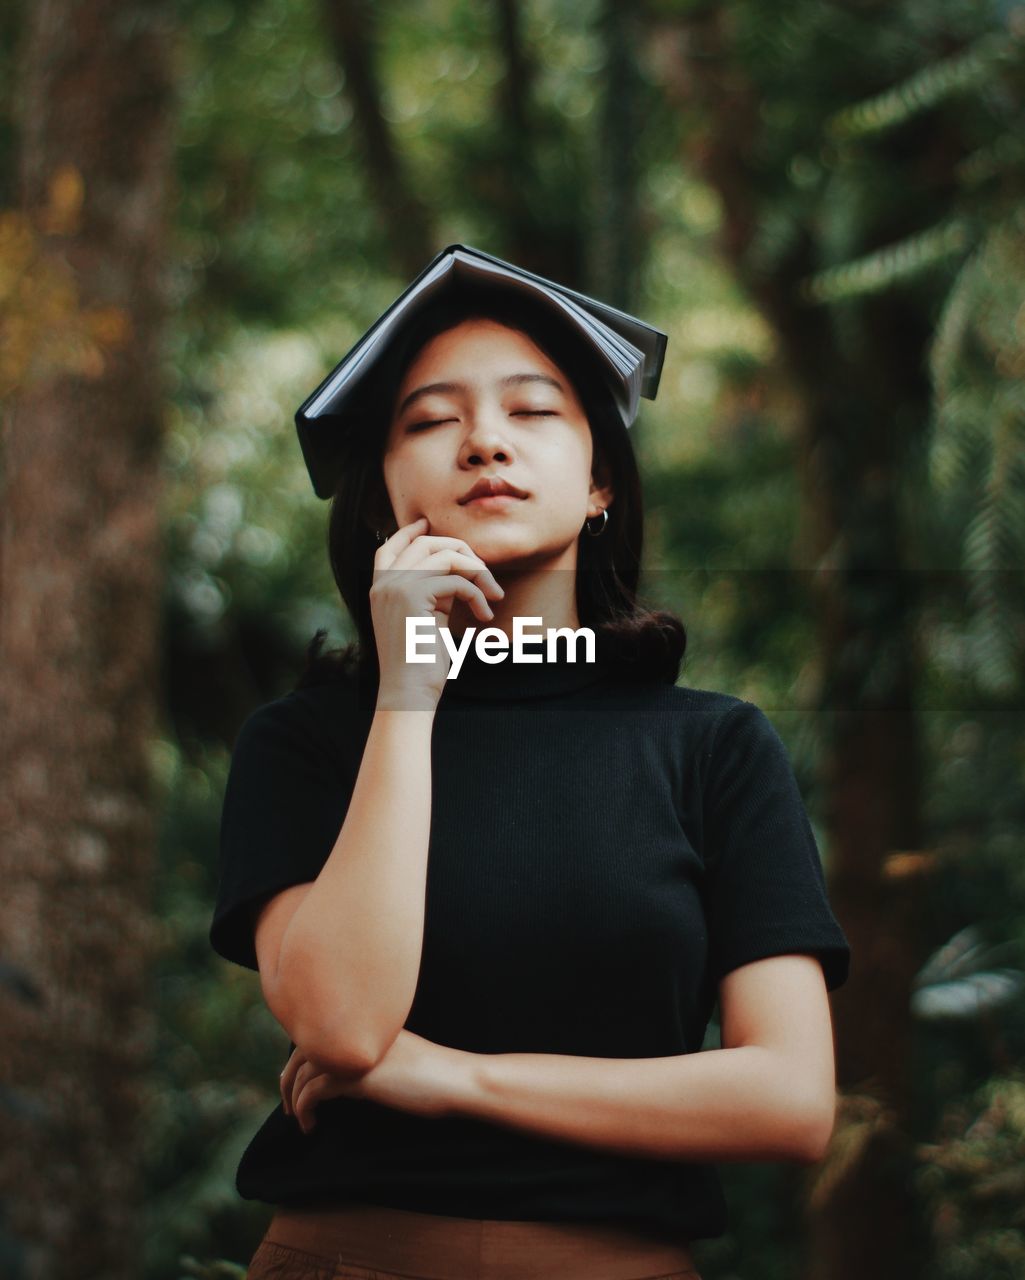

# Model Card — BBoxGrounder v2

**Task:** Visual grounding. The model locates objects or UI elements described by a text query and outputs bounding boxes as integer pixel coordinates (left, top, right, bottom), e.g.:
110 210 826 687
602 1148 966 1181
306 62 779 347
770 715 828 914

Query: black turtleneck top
210 645 850 1243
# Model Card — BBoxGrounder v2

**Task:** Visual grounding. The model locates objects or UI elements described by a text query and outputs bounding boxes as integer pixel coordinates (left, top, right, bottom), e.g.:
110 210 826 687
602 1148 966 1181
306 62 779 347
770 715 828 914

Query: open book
295 244 669 498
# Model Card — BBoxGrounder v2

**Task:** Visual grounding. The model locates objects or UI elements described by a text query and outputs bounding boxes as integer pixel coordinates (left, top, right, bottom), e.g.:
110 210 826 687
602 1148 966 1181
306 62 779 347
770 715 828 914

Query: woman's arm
282 956 837 1163
452 954 838 1163
460 1045 827 1163
259 703 436 1074
255 519 502 1075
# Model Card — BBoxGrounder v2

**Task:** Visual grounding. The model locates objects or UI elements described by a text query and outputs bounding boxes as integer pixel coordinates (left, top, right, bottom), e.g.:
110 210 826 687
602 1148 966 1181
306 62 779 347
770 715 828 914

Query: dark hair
293 281 686 691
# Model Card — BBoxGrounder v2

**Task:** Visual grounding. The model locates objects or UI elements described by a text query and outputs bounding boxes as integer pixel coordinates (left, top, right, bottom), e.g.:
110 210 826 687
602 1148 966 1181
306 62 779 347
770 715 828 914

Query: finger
294 1073 330 1135
279 1047 306 1117
291 1056 336 1120
387 533 490 573
425 573 497 623
377 551 504 605
375 517 429 569
290 1058 321 1116
411 550 504 600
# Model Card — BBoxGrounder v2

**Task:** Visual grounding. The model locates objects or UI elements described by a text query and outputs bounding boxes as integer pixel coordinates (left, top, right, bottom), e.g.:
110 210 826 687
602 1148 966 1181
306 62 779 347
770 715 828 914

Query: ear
588 443 615 516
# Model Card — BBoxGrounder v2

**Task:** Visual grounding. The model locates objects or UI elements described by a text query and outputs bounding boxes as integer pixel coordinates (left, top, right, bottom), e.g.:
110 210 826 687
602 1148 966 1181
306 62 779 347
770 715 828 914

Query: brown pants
245 1202 703 1280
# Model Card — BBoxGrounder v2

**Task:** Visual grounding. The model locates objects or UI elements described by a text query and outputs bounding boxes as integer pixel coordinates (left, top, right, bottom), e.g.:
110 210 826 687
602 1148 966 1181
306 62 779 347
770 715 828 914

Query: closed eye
408 410 557 433
407 418 457 432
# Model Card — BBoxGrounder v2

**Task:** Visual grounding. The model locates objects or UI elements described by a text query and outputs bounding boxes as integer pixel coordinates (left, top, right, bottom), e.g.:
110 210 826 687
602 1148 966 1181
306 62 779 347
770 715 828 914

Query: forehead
399 317 563 385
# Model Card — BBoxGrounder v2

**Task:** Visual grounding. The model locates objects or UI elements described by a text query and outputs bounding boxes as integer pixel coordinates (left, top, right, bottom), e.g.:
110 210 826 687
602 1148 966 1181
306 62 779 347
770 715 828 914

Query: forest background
1 1 1024 1278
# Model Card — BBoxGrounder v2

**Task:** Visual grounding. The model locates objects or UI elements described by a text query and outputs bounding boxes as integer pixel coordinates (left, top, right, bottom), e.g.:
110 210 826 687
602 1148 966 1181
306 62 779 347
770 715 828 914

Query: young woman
210 271 851 1280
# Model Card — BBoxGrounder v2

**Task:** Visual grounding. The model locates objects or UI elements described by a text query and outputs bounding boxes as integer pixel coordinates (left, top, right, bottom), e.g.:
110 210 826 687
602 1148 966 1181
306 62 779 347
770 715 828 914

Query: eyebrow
395 372 565 418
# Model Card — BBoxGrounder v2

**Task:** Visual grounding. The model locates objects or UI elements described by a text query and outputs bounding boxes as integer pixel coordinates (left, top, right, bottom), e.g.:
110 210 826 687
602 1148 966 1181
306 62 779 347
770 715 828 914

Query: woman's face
381 317 614 568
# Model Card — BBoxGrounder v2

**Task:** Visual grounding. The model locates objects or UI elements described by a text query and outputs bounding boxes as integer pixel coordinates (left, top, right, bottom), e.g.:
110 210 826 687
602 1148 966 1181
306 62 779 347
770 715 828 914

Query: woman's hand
280 1029 475 1134
370 516 505 710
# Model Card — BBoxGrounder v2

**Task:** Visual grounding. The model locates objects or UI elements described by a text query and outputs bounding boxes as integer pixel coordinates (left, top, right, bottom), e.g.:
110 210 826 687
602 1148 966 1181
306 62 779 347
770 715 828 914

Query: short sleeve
701 699 851 992
210 693 356 972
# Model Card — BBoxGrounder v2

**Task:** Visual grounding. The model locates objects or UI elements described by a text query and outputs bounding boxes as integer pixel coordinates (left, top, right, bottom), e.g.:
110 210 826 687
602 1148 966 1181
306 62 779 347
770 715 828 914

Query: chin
466 535 535 561
434 512 568 564
483 540 574 574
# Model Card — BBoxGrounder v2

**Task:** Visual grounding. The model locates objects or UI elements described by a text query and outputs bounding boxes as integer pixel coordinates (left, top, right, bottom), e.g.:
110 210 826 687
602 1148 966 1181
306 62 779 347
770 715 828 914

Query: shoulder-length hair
293 281 686 691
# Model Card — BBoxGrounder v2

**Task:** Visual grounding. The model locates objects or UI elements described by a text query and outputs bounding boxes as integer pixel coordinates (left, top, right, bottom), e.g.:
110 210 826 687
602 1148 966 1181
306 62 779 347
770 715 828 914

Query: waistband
264 1201 699 1280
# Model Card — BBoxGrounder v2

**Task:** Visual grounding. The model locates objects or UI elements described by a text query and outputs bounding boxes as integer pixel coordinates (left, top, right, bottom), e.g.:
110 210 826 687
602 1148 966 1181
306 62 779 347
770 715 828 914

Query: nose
457 399 515 468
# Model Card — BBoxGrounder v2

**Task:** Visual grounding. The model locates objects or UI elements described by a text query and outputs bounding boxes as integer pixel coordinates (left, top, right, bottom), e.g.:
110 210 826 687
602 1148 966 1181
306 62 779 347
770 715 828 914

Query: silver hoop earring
583 508 608 537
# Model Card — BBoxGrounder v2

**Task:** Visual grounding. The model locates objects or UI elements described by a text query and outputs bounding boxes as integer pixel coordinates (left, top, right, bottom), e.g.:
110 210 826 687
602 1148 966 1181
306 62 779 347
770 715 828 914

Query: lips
458 476 528 504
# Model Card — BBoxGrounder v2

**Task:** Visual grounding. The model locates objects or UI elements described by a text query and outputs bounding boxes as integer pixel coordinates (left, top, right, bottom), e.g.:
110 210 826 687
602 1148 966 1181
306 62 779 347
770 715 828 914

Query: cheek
383 451 446 518
383 448 423 493
539 435 594 500
549 416 593 463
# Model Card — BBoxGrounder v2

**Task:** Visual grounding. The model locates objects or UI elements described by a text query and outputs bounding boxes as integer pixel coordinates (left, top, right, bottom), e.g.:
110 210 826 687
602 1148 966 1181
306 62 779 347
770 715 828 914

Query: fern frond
956 132 1025 189
826 31 1022 141
799 218 973 304
929 387 992 493
929 238 989 405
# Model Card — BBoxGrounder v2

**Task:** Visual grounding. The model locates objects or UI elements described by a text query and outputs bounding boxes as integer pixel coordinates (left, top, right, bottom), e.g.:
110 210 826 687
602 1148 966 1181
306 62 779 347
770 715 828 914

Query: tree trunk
0 1 174 1276
590 0 642 311
322 0 435 278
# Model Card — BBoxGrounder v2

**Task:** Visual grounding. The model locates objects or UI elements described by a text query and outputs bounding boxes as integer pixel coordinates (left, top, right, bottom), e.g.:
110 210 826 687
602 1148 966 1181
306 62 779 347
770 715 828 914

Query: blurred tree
645 3 1024 1278
591 0 644 309
800 19 1025 692
0 1 176 1277
321 0 435 275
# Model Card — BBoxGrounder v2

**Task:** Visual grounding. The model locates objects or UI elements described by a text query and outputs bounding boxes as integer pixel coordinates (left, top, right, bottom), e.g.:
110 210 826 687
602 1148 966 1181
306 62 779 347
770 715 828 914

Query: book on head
295 243 669 498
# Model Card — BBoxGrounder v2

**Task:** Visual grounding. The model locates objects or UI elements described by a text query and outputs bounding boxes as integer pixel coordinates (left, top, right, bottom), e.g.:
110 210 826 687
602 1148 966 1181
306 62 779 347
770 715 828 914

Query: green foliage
917 1072 1025 1279
927 206 1025 692
144 736 284 1275
800 218 972 304
171 0 381 344
826 30 1021 141
778 2 1025 695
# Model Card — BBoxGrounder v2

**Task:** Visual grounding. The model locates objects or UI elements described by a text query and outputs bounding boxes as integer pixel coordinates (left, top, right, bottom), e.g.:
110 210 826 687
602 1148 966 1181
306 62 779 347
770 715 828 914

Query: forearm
456 1044 833 1164
273 703 435 1070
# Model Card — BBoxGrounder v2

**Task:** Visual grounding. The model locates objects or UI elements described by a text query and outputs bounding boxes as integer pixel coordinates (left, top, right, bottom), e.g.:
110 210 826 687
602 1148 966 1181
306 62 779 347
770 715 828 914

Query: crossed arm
279 951 839 1166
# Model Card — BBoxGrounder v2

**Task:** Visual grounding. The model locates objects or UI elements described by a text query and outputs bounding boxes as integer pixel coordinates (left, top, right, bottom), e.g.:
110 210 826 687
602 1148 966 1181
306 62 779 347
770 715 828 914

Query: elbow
790 1093 837 1164
291 1015 382 1077
262 968 382 1077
